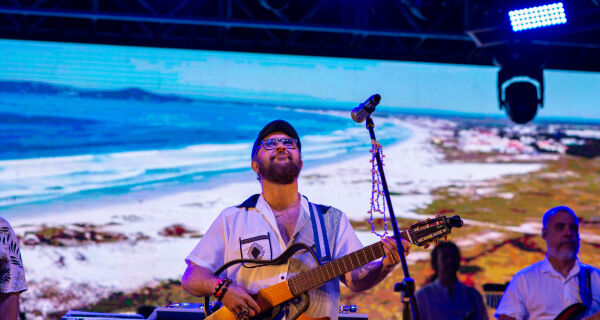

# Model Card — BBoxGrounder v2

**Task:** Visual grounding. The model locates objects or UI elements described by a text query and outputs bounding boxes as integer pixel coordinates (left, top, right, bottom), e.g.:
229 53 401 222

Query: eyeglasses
260 138 298 150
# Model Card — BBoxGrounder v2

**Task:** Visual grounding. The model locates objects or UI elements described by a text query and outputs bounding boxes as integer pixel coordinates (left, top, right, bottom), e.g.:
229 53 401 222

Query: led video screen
1 39 599 319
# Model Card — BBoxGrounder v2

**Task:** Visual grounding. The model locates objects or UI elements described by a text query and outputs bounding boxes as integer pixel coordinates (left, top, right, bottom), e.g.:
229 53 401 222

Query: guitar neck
287 230 410 295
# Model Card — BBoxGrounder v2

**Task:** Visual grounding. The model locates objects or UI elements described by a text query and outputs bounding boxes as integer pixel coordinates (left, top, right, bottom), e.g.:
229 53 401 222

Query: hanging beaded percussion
368 139 388 238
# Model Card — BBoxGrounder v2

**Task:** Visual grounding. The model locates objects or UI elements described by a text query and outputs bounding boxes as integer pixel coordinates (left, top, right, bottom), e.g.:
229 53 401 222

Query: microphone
351 94 381 123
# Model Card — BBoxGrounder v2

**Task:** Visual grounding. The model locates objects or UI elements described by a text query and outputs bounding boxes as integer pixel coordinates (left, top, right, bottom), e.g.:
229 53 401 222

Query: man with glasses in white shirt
182 119 410 320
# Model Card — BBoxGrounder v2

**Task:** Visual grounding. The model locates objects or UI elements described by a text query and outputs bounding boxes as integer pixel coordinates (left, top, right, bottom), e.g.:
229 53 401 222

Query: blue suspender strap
315 203 332 262
579 263 592 309
308 202 331 264
308 202 324 264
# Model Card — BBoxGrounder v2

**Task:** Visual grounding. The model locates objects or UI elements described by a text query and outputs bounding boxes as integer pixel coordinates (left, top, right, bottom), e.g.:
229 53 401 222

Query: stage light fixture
509 2 567 32
497 63 544 124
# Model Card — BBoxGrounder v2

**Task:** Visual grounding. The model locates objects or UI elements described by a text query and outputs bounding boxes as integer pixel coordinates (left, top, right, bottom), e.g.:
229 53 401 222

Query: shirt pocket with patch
239 233 273 264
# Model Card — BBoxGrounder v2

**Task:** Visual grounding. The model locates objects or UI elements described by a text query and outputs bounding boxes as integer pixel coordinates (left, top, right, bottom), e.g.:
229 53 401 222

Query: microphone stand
364 116 421 320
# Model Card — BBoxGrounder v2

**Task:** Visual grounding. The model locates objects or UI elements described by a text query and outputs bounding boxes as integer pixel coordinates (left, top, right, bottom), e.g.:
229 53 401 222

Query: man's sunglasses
260 138 298 150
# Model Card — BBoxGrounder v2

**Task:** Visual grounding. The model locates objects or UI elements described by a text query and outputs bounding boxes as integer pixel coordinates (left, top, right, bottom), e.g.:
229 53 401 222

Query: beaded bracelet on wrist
212 278 226 297
214 279 233 300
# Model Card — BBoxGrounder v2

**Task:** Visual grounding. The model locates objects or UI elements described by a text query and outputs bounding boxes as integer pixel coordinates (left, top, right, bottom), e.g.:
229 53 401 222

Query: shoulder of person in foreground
0 216 28 294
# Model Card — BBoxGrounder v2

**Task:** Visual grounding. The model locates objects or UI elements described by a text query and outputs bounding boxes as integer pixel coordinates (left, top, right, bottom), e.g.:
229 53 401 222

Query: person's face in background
544 210 580 261
436 245 461 280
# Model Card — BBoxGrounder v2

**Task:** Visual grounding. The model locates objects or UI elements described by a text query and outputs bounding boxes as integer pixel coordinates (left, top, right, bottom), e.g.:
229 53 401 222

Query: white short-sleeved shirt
0 217 27 294
186 194 363 319
495 257 600 320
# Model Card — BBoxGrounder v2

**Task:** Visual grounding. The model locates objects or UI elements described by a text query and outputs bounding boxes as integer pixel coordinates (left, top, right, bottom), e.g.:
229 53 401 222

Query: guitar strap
308 201 332 265
579 263 592 309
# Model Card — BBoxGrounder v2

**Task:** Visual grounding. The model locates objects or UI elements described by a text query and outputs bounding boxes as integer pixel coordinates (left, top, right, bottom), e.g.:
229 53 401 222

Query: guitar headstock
408 215 463 248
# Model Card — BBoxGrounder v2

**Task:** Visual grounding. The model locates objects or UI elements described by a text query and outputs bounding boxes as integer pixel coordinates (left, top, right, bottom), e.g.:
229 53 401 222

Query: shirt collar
255 193 270 216
432 278 463 292
294 195 310 234
433 278 445 289
541 256 580 280
299 195 310 220
255 193 308 217
255 193 311 243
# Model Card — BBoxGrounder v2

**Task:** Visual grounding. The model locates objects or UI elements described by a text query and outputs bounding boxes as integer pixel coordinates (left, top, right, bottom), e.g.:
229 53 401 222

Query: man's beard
550 239 580 260
258 152 302 184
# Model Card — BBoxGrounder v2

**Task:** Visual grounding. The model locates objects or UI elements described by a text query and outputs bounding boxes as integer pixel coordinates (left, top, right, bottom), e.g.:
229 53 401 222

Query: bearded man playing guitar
496 206 600 320
181 120 411 320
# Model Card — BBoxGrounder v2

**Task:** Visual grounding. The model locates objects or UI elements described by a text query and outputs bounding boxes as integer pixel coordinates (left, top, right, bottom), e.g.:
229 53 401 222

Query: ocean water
0 92 411 212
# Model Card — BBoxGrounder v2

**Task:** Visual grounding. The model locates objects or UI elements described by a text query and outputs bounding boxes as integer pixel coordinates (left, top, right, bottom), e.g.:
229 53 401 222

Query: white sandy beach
8 116 544 316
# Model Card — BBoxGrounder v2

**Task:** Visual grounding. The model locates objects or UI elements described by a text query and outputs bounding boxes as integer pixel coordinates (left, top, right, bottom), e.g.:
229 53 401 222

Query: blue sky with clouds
0 39 598 119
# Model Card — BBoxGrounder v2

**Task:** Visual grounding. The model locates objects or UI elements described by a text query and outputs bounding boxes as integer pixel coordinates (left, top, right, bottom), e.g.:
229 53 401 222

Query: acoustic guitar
205 215 464 320
555 303 600 320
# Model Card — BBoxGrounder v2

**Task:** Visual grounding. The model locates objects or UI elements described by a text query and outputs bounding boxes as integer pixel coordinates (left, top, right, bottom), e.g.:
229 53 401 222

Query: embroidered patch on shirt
239 233 272 262
248 242 265 259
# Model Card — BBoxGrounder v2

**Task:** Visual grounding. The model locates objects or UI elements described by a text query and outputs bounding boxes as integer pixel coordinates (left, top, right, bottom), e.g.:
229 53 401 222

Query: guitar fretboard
287 230 410 295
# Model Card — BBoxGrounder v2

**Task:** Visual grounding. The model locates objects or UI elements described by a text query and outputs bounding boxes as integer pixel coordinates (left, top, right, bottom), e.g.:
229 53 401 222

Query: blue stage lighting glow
509 2 566 32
